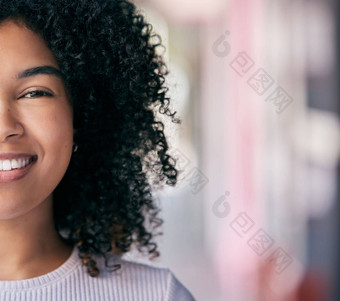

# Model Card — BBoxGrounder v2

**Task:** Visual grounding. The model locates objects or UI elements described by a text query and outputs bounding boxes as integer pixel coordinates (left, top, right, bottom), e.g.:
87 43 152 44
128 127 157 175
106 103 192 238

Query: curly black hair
0 0 181 277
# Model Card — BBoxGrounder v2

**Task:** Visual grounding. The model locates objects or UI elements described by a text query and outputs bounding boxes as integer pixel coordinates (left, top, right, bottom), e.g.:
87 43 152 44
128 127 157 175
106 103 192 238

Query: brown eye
21 90 54 98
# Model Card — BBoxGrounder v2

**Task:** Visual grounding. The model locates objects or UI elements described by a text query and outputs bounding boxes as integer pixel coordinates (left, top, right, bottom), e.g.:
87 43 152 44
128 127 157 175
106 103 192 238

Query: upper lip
0 153 37 161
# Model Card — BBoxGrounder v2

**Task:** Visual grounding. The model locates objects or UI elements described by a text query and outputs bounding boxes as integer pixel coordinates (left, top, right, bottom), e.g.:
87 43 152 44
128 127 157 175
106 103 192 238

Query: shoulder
93 254 196 301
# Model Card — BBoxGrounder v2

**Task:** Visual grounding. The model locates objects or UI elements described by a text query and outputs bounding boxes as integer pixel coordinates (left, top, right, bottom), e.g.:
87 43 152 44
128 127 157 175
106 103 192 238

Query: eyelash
20 90 54 99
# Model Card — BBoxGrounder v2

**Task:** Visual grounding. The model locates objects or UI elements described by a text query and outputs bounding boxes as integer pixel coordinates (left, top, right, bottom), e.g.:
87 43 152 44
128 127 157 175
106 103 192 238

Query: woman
0 0 195 300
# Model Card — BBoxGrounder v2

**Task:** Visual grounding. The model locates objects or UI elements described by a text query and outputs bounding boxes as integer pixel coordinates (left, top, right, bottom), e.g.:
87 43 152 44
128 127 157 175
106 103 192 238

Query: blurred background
125 0 340 300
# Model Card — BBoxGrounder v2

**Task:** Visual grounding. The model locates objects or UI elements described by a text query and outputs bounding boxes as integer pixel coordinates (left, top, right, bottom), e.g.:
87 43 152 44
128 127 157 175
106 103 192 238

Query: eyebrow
16 65 65 81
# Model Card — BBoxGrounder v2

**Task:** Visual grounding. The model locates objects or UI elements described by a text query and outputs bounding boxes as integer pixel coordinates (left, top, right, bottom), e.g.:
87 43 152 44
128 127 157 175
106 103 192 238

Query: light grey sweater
0 246 196 300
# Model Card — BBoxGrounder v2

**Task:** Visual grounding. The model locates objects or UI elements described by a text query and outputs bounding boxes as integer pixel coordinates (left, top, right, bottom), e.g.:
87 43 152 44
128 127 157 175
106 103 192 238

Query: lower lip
0 157 37 183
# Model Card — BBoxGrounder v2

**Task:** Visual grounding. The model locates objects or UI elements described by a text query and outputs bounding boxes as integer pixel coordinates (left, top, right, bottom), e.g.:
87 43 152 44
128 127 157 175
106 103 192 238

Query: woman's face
0 19 74 219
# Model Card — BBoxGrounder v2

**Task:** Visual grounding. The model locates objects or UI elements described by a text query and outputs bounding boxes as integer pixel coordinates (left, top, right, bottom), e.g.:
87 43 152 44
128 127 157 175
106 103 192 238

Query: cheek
31 103 74 193
25 102 74 157
47 113 73 147
47 106 74 153
0 103 74 219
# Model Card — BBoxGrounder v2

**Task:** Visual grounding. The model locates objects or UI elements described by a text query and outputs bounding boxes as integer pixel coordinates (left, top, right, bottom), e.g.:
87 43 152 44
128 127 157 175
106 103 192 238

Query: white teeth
11 159 19 169
2 160 11 171
0 158 31 171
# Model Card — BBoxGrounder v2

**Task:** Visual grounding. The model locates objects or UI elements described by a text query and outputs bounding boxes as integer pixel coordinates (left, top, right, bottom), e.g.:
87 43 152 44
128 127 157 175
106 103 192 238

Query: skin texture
0 19 73 280
0 0 180 278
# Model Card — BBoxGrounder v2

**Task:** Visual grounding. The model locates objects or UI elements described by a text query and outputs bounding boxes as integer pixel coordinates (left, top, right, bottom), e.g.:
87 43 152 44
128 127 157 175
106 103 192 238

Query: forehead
0 19 59 81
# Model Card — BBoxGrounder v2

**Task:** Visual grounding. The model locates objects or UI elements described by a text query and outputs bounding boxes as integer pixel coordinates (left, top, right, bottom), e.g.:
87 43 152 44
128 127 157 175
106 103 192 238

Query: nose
0 102 24 143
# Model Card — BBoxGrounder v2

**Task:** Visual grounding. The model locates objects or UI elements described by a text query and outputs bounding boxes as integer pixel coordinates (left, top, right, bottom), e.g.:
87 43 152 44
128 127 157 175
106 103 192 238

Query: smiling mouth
0 155 38 172
0 155 37 183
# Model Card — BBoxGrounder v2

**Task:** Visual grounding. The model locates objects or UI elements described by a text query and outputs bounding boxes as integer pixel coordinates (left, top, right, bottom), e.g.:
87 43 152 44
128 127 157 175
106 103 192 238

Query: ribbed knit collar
0 245 80 290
